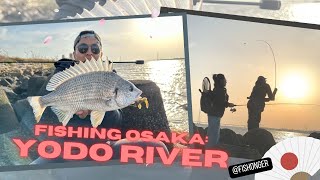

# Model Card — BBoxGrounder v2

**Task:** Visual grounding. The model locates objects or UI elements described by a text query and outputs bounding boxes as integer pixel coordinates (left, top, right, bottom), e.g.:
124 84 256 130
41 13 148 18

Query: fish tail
27 96 46 123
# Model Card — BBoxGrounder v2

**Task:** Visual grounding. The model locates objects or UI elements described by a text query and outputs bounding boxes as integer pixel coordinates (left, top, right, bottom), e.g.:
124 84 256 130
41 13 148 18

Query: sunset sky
0 15 184 61
187 14 320 132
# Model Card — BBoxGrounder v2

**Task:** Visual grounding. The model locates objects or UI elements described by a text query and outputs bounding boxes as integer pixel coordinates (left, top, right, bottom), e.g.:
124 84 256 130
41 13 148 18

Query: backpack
199 77 214 114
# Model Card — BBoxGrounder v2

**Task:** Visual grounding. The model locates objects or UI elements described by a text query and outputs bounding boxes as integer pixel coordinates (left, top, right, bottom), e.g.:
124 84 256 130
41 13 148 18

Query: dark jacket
207 87 230 118
247 83 275 112
249 83 274 102
53 58 75 74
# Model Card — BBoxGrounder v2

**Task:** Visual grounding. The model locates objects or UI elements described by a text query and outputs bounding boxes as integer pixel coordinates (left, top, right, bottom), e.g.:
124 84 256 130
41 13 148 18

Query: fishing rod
233 103 320 107
243 40 277 89
229 102 320 113
0 60 145 64
256 40 277 89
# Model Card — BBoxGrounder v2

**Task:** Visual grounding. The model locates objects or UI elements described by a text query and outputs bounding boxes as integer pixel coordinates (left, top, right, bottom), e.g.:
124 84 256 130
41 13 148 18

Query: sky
0 15 185 61
187 14 320 132
199 0 320 25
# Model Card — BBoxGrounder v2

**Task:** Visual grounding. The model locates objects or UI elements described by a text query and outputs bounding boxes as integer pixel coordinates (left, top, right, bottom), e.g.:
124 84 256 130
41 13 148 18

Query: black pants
248 109 262 131
247 100 264 131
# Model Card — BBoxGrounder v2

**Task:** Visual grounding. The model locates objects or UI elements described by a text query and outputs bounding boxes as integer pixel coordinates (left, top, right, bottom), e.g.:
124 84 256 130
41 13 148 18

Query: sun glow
280 74 309 100
136 17 183 39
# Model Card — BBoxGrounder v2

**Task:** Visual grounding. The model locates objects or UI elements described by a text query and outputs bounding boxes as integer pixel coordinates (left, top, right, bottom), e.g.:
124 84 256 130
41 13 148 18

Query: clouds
0 17 184 60
0 22 100 58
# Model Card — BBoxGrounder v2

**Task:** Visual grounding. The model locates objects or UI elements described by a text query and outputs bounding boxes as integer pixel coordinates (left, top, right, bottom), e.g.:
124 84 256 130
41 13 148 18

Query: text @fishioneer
228 158 273 178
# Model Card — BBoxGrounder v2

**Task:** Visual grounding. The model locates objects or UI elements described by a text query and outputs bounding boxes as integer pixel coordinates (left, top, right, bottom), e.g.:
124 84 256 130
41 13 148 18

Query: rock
21 76 30 85
12 99 32 122
12 86 25 95
198 126 207 139
23 67 34 76
121 80 173 151
0 78 11 87
192 123 207 139
213 144 262 160
34 70 43 76
19 104 58 142
219 128 241 146
12 98 57 129
244 128 276 156
20 92 28 99
236 134 246 145
0 124 39 166
0 89 20 134
1 86 19 104
37 73 53 96
13 77 29 95
191 124 207 150
27 75 48 96
8 70 23 79
4 77 14 84
43 71 52 77
309 132 320 140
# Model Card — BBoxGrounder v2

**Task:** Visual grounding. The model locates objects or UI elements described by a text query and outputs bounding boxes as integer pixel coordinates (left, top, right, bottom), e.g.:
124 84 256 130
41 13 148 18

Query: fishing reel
230 107 237 113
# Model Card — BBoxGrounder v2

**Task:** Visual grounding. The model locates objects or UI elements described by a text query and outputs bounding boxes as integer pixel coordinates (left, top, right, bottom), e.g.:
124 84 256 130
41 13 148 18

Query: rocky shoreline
0 63 54 104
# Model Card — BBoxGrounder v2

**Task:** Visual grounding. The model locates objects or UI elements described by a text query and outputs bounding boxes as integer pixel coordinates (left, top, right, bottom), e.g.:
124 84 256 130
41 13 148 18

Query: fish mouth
135 90 143 100
115 91 142 108
136 96 142 102
137 89 142 96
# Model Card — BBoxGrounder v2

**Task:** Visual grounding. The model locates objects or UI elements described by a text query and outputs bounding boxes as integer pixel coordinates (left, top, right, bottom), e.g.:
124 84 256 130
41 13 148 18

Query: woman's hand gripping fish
27 58 144 127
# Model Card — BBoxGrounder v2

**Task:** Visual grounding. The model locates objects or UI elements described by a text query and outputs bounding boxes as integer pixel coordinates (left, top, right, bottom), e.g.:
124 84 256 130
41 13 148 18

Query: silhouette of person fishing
205 74 235 148
247 76 277 131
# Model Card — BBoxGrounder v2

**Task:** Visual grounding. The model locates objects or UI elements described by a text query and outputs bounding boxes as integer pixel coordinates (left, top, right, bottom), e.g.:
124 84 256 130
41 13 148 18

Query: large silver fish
27 58 142 127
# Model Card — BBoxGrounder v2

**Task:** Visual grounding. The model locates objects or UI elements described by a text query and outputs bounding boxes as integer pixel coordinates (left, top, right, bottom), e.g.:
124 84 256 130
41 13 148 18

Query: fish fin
27 96 46 123
98 57 109 72
46 58 108 91
90 111 106 128
108 59 114 72
51 107 74 126
96 58 105 71
101 58 110 72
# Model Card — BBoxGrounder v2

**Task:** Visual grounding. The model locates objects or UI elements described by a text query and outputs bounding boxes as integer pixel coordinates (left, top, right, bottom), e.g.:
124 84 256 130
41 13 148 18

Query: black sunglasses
77 43 101 54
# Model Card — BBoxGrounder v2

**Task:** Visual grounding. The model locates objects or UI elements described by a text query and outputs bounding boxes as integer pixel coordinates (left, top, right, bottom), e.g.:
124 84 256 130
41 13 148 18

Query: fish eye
114 88 119 96
129 85 133 92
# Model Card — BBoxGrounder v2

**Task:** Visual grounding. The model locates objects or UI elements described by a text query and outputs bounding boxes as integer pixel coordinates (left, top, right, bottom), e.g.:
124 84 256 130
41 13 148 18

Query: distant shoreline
195 122 317 134
0 56 55 63
0 56 184 64
149 58 185 61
